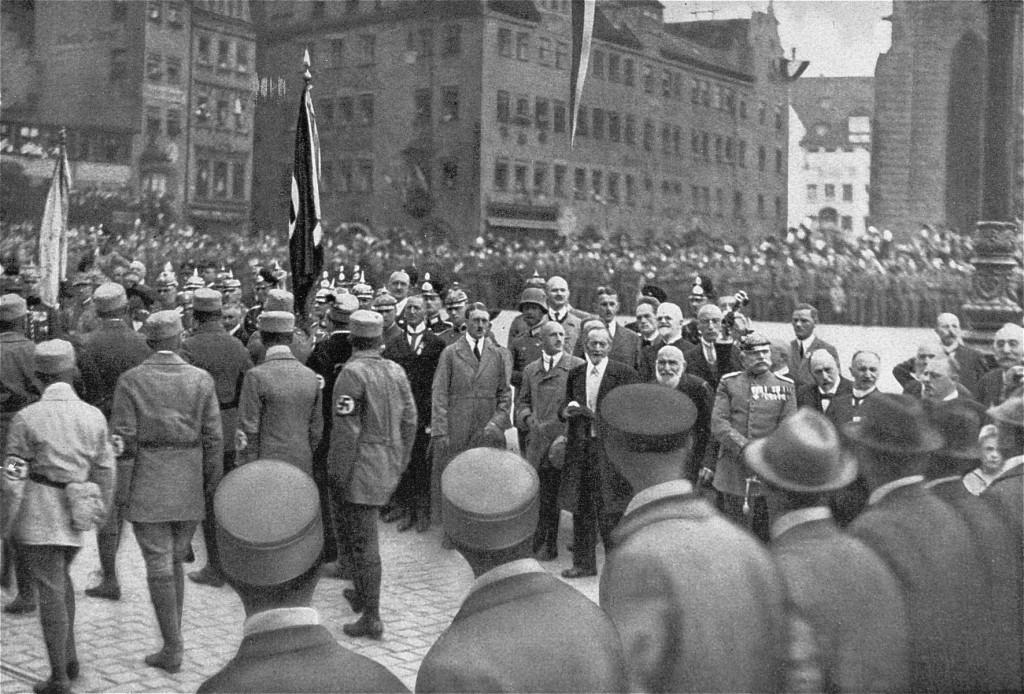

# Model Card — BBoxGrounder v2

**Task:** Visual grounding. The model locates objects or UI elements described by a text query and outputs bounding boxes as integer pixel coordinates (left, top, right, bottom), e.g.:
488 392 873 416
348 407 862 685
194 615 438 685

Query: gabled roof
791 76 874 149
594 7 643 51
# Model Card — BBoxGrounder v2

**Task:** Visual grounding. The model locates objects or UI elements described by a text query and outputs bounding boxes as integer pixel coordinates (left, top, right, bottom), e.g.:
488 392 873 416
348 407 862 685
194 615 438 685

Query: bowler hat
0 293 28 321
518 287 548 312
215 460 323 586
93 283 129 313
442 448 539 551
927 399 987 460
34 339 76 375
746 408 857 492
143 311 183 340
600 384 697 454
842 393 943 454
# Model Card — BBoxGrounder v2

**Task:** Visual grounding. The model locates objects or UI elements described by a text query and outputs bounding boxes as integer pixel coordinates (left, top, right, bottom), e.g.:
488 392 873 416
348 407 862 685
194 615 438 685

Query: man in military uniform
76 283 152 602
709 332 797 541
198 461 407 693
328 311 416 640
180 288 253 588
419 275 451 335
682 276 716 345
153 265 182 313
382 294 445 532
371 290 403 344
19 265 64 343
417 449 628 693
437 287 468 347
241 268 279 339
4 340 116 694
352 276 375 311
245 289 314 366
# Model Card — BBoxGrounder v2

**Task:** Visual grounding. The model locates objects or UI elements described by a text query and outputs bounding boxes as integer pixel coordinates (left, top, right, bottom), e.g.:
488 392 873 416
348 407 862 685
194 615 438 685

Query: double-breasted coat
514 353 584 469
237 347 322 474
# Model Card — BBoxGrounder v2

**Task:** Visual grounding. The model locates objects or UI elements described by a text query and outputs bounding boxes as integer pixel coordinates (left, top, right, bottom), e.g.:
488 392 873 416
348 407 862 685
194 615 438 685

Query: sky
662 0 894 77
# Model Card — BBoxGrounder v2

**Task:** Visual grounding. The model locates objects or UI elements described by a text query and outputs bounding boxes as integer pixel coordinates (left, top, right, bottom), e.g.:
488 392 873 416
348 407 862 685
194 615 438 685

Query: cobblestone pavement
1 501 597 693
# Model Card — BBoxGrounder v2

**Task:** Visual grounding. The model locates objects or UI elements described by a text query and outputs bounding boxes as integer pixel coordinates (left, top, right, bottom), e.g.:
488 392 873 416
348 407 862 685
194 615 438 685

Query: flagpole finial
302 48 312 83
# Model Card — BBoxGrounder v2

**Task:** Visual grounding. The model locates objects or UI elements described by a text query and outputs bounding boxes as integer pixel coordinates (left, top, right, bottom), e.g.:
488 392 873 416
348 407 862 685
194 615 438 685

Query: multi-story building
787 76 873 237
0 0 255 236
252 0 789 246
870 0 1023 237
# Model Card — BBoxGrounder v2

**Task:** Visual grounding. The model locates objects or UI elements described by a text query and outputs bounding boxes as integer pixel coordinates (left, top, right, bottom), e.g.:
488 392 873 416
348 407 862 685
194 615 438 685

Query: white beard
657 373 681 389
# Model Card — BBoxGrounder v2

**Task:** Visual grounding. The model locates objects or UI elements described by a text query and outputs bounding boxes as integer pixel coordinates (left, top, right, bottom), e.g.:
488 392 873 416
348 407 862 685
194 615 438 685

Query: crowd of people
1 245 1022 693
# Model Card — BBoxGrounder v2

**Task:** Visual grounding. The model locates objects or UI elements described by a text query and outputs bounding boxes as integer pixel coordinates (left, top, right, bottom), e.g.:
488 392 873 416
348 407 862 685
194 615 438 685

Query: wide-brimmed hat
988 395 1023 430
746 408 857 492
842 393 943 454
926 399 988 460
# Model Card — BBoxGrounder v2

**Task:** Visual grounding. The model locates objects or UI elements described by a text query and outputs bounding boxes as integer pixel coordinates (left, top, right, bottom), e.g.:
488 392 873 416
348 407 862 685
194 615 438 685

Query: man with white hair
654 303 693 352
797 349 854 427
684 304 740 390
893 313 990 395
654 345 714 483
976 323 1024 407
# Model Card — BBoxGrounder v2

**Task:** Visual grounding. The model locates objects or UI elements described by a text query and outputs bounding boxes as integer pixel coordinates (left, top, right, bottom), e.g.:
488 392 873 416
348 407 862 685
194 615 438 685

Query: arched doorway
945 31 985 234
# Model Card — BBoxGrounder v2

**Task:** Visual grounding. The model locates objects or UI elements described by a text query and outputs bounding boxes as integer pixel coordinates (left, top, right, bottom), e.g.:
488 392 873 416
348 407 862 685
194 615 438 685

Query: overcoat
0 331 40 442
75 318 151 417
787 336 840 388
682 341 738 390
182 321 253 454
514 353 584 469
417 569 627 693
198 624 408 693
600 490 787 693
237 348 322 474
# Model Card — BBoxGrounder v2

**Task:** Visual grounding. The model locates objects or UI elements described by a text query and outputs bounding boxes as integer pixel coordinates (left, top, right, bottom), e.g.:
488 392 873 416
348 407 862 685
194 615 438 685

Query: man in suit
220 305 245 343
633 298 660 381
111 311 223 673
560 325 639 578
918 355 980 405
431 303 512 525
545 276 589 356
653 346 715 484
328 311 417 640
844 394 994 691
923 400 1022 691
788 303 840 389
199 460 407 693
75 283 151 603
236 311 322 476
383 294 445 533
684 304 740 390
599 384 787 693
749 409 909 692
892 313 990 395
514 321 584 560
180 288 253 588
900 340 977 400
975 323 1024 407
573 287 641 372
796 349 854 425
710 332 797 541
387 270 411 318
417 449 627 693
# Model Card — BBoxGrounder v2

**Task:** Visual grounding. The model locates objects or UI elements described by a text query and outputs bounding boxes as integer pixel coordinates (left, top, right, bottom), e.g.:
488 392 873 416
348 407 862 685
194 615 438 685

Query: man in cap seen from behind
843 394 995 691
110 310 223 673
197 460 408 693
416 448 627 693
599 384 786 693
747 409 909 692
4 340 115 694
245 289 313 366
180 288 253 588
236 311 322 475
328 310 417 640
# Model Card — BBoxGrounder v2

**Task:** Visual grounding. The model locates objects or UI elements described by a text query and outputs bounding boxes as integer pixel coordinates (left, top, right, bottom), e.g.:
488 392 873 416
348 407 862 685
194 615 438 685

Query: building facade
787 76 873 237
0 0 255 236
252 0 790 246
869 0 1023 237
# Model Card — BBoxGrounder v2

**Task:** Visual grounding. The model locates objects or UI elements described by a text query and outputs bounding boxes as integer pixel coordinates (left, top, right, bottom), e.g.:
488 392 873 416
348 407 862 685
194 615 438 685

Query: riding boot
84 532 120 600
144 576 182 673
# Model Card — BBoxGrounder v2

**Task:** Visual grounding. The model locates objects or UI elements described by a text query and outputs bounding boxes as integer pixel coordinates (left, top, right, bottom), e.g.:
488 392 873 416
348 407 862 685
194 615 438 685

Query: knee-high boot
84 531 121 600
144 576 182 673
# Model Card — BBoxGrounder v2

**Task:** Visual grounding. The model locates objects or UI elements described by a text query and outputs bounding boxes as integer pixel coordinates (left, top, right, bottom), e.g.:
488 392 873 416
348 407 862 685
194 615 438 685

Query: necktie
799 343 805 360
705 343 716 366
473 341 481 361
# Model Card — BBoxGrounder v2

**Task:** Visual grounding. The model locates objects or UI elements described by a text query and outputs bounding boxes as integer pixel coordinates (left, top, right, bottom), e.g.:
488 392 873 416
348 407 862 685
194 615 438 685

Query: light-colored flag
38 134 71 307
569 0 596 148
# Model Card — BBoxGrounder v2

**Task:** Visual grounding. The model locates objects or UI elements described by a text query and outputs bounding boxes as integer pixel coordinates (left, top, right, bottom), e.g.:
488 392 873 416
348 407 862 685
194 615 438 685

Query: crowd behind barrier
2 213 1021 327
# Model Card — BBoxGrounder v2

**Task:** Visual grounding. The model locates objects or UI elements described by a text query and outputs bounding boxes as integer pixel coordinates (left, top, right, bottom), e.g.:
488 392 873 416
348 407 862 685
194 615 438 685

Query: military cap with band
92 282 128 313
444 286 468 307
442 448 539 551
739 332 772 351
350 309 383 338
0 294 28 321
600 384 697 453
34 339 77 375
143 310 184 340
328 293 360 322
215 460 323 586
371 291 397 309
264 288 295 313
193 288 223 313
258 310 295 334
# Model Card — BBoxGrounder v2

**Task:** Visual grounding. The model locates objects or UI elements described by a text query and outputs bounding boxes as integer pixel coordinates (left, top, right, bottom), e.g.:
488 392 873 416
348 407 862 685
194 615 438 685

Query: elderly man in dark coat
111 311 223 674
328 311 416 640
652 345 714 484
750 409 909 692
417 449 627 693
844 394 996 692
514 321 584 560
599 385 787 693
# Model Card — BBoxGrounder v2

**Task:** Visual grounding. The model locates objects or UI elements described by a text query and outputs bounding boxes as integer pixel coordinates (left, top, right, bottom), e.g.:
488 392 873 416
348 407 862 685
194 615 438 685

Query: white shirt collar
941 390 959 401
242 607 319 638
587 356 608 375
406 322 426 336
543 351 562 369
868 475 925 505
852 386 877 398
799 336 816 352
468 558 545 598
820 383 840 397
465 333 482 350
625 479 694 516
550 307 567 321
605 319 617 338
770 506 832 540
266 345 291 357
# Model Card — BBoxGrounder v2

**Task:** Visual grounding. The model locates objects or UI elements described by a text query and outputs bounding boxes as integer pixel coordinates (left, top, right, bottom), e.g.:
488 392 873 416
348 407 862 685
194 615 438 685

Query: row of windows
318 94 376 129
146 107 183 141
490 160 783 219
807 183 856 202
0 123 131 164
194 88 251 132
196 158 246 200
143 0 184 27
196 35 250 73
145 53 183 84
321 159 375 194
497 28 570 69
307 24 461 71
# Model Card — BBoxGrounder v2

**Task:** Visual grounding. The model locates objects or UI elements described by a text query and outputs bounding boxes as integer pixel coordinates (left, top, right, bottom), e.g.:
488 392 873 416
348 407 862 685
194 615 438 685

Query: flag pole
288 48 323 324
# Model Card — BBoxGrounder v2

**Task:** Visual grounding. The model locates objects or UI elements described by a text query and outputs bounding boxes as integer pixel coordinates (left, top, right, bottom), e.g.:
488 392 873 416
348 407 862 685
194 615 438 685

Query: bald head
809 349 839 392
656 302 684 342
914 339 944 374
696 303 724 343
935 313 962 347
545 276 569 311
994 323 1024 369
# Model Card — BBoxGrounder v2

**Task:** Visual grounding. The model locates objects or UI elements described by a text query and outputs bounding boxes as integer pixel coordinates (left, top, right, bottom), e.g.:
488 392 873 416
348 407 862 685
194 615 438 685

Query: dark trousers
312 434 338 563
718 492 770 543
572 438 621 572
533 465 562 552
23 545 79 684
331 496 381 615
3 540 36 601
391 429 431 513
197 450 236 573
